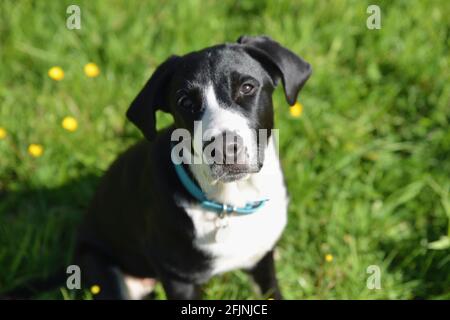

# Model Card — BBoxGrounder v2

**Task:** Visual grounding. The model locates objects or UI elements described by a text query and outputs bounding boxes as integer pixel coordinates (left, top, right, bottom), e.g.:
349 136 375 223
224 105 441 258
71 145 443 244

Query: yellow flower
0 127 7 139
90 285 101 295
28 144 44 157
48 66 64 81
84 63 100 78
325 254 334 262
289 101 303 117
62 116 78 132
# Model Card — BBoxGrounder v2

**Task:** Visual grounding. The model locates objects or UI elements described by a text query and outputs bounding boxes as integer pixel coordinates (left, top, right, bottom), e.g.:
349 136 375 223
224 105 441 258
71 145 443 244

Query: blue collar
173 161 268 216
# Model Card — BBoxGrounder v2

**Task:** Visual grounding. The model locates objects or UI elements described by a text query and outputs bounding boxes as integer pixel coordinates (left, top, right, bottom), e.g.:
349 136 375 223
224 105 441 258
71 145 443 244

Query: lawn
0 0 449 299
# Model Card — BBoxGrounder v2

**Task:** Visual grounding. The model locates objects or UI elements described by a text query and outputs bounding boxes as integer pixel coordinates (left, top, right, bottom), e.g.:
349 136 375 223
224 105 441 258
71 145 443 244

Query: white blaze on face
190 84 259 192
192 84 257 165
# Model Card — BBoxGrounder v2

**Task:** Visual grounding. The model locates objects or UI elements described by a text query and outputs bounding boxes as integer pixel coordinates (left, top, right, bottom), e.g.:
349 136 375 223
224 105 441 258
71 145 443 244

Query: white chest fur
185 140 288 275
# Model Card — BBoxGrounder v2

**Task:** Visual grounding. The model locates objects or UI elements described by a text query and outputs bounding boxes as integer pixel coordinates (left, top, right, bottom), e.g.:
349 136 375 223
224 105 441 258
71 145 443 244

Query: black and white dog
75 35 311 299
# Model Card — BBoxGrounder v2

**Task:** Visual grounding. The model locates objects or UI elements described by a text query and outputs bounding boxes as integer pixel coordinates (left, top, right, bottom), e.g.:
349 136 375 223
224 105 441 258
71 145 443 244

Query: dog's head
127 35 311 183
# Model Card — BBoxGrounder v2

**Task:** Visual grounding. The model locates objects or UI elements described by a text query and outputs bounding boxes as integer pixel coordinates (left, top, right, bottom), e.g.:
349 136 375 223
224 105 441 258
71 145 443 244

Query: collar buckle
220 204 237 218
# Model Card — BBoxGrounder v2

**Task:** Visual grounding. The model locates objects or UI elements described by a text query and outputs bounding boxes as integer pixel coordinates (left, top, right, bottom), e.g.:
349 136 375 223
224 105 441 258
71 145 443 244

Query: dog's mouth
210 163 260 183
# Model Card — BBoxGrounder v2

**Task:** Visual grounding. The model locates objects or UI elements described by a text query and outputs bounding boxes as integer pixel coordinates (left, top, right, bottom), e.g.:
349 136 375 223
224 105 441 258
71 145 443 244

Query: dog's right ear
126 55 181 140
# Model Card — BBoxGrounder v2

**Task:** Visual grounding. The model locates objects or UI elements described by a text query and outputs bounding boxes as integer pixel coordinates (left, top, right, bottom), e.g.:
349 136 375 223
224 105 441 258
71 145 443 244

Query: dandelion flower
0 127 7 139
62 116 78 132
84 63 100 78
48 66 64 81
290 101 303 117
28 144 44 157
90 285 101 295
325 254 334 263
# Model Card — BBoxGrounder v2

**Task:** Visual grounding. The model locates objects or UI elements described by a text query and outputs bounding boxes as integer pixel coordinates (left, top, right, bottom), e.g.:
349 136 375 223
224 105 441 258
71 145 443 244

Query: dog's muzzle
203 131 260 182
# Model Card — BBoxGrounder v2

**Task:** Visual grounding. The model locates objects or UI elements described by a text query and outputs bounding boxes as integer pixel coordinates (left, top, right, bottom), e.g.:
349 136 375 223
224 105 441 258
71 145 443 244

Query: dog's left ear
237 35 312 106
126 55 181 140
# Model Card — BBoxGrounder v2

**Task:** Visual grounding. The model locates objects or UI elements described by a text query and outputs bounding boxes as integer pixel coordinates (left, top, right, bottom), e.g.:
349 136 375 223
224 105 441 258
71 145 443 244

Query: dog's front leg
248 250 283 299
75 250 130 300
161 277 202 300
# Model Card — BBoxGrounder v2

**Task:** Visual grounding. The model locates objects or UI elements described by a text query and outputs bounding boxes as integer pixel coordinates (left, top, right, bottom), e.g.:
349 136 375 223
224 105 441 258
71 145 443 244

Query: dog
72 35 311 300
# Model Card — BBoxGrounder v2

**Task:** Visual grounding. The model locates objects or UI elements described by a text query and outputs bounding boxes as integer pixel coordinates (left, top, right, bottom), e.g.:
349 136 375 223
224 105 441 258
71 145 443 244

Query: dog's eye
239 83 255 95
177 95 202 113
178 96 194 109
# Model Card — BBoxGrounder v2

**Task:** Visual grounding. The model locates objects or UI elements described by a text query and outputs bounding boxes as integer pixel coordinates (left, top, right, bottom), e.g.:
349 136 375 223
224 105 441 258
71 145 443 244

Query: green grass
1 0 449 299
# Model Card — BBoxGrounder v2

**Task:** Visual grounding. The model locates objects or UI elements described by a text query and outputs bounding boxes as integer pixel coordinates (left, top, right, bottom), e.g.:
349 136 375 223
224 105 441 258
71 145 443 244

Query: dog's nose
224 138 243 158
203 131 247 165
222 132 245 164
